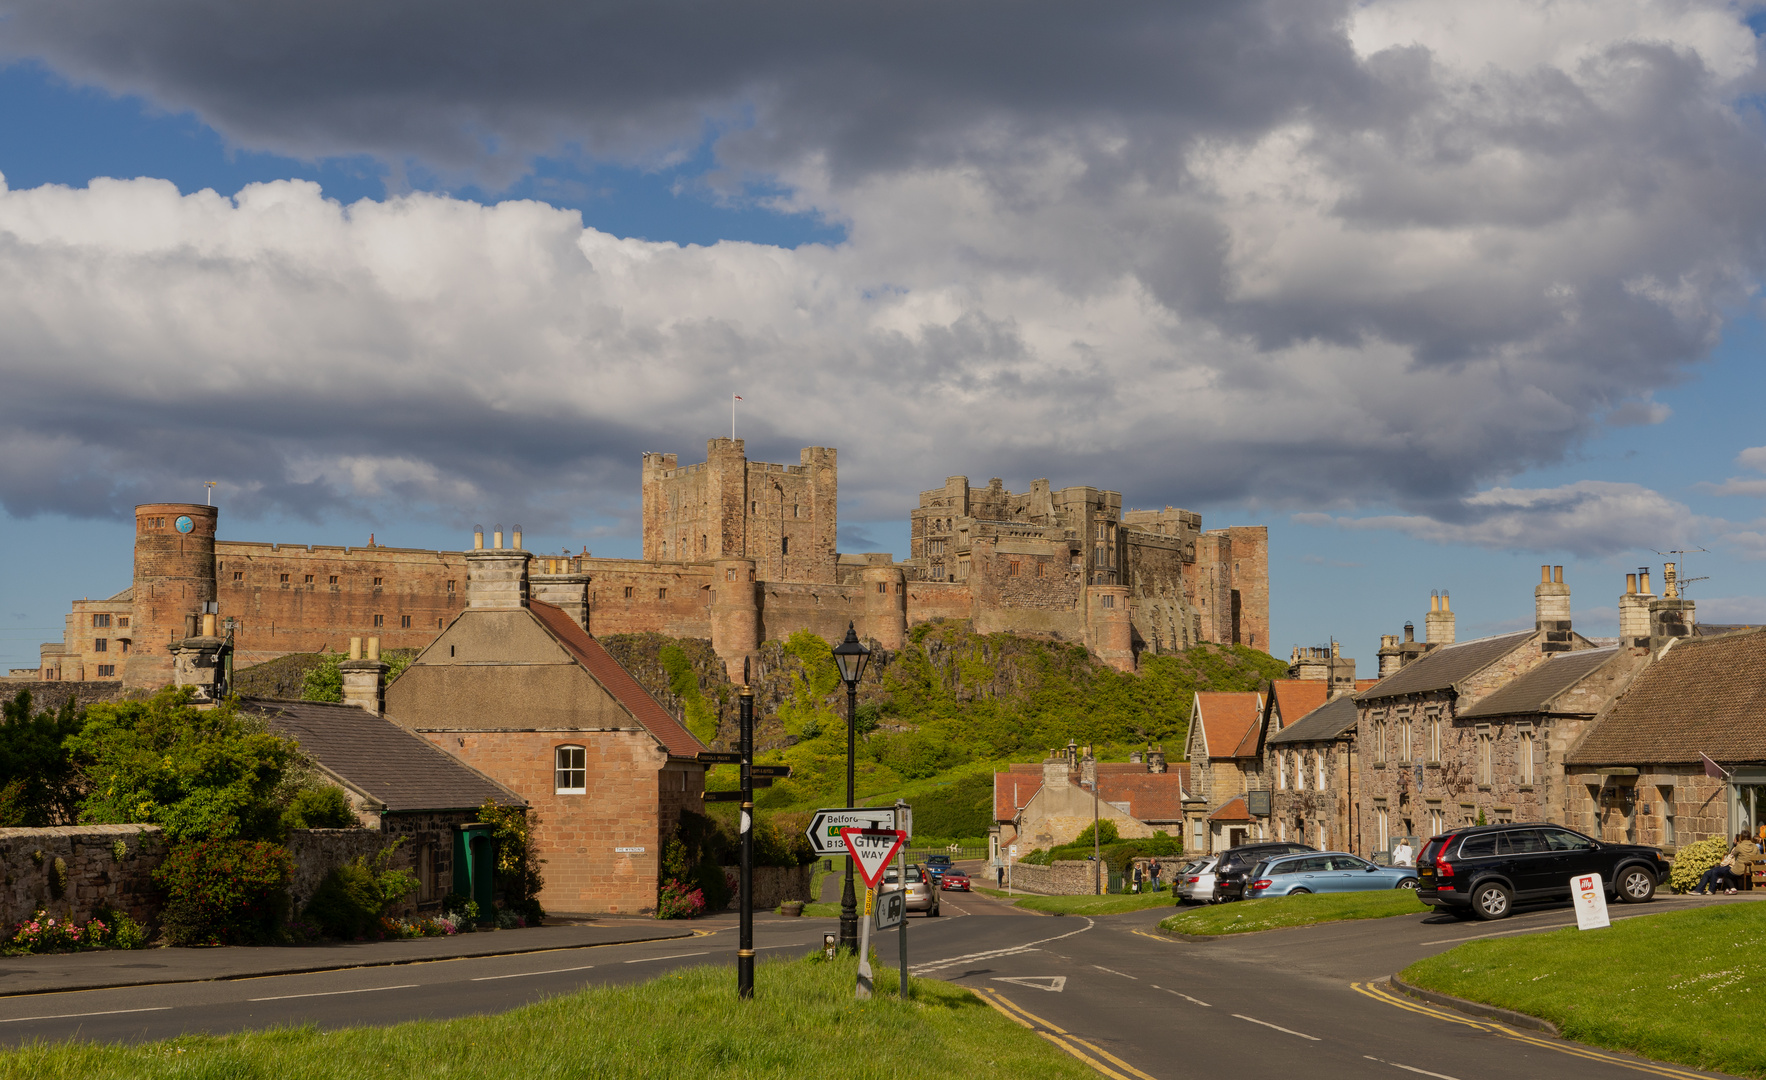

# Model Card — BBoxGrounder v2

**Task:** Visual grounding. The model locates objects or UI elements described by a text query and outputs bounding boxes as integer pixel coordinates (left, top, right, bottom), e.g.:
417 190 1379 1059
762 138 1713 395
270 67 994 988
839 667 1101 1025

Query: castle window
751 501 757 515
446 579 455 592
96 664 115 677
279 574 289 583
1037 562 1046 578
794 505 801 518
781 537 789 556
1100 594 1115 608
117 617 129 628
373 614 384 627
878 582 887 594
701 535 708 552
1009 561 1021 577
120 640 130 654
93 638 108 652
438 618 445 629
659 588 668 600
401 615 412 629
233 571 244 581
555 745 587 794
304 574 314 584
330 575 339 585
373 577 384 587
92 614 110 628
624 586 634 599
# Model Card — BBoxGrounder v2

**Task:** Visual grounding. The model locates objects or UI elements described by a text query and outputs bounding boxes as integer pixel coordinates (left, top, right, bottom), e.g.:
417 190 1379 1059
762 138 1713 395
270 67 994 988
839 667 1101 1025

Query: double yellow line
971 986 1160 1080
1351 981 1717 1080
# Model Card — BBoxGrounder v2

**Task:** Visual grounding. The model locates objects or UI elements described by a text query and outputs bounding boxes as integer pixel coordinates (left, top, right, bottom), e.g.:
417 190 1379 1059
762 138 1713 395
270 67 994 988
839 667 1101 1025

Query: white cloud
1696 445 1766 497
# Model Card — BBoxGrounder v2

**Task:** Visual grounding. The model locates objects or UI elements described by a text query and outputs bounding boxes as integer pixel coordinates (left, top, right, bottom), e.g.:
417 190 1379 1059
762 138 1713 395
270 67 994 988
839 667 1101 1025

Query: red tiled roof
1356 679 1379 691
994 765 1043 821
1266 680 1330 738
1097 772 1187 822
1195 691 1264 759
528 600 706 758
1208 796 1254 822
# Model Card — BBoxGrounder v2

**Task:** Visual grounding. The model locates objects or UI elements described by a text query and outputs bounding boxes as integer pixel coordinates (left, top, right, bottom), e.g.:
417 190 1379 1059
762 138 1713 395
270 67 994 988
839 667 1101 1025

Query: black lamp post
832 621 871 954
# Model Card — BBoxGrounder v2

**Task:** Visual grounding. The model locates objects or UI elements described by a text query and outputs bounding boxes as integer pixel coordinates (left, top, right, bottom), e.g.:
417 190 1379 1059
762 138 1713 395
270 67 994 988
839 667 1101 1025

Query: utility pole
895 799 910 1000
737 665 755 999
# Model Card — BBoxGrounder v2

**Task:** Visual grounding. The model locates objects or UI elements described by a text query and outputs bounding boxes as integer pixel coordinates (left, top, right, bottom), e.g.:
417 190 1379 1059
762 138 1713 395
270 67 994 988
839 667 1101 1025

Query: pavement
0 884 1757 1077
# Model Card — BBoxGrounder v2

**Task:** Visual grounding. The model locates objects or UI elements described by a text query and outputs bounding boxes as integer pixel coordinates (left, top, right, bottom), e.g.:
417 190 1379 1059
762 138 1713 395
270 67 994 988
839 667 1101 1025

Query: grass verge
1159 890 1426 935
1403 904 1766 1078
0 954 1091 1080
1011 892 1176 916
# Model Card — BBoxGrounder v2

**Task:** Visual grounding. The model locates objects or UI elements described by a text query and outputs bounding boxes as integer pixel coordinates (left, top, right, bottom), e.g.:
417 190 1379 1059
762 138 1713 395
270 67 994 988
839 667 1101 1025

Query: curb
0 928 699 999
1386 973 1559 1036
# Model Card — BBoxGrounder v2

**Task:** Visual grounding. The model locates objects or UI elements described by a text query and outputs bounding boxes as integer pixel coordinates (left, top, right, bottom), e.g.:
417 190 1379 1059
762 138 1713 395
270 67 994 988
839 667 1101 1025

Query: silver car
1176 856 1220 904
881 864 941 916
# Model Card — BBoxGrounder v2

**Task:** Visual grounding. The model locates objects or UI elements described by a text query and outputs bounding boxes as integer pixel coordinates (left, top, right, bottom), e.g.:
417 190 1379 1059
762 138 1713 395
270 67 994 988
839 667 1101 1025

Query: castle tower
124 502 218 689
862 565 907 650
1085 584 1134 672
711 557 760 681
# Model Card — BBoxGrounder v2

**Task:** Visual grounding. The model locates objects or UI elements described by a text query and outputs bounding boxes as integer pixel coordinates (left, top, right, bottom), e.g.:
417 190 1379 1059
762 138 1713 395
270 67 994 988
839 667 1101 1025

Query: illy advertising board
1572 873 1611 930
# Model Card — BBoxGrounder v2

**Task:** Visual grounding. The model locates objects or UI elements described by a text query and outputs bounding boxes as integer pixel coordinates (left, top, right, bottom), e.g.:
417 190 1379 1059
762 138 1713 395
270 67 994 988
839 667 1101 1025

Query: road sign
1572 873 1611 930
697 752 743 765
806 807 908 854
875 888 906 930
703 791 744 802
1010 845 1018 857
841 828 907 889
749 765 792 778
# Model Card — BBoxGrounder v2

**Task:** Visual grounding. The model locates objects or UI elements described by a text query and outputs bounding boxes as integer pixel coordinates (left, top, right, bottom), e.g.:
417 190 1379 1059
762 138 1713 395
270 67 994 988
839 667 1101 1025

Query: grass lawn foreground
1403 903 1766 1079
1160 890 1427 935
0 955 1093 1080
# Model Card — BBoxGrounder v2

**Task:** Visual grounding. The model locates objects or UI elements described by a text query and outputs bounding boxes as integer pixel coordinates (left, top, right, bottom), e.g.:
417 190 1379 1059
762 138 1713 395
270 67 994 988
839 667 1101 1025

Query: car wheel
1289 888 1311 895
1471 882 1513 920
1617 866 1656 904
1398 878 1419 891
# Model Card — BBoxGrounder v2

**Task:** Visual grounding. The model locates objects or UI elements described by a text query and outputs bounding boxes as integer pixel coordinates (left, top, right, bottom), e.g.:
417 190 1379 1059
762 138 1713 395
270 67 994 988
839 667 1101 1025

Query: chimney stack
1647 563 1696 651
1619 570 1651 650
1425 590 1456 645
466 528 531 610
1148 745 1167 774
1535 565 1572 653
341 635 388 716
1403 622 1415 643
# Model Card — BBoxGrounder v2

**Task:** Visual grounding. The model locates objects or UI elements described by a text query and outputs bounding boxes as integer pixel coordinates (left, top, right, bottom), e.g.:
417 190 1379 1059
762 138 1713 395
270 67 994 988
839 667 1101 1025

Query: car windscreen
1457 834 1499 858
1418 837 1446 865
906 867 923 883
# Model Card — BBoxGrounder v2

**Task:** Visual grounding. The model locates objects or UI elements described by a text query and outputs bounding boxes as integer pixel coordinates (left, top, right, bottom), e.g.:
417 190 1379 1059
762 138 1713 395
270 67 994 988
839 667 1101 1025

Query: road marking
471 964 595 981
754 942 812 951
622 951 708 964
970 987 1033 1029
0 1006 171 1023
1130 928 1179 944
249 984 417 1002
1155 986 1211 1007
976 988 1161 1080
1364 1055 1462 1079
1352 982 1716 1079
1419 906 1675 946
1091 964 1137 980
981 988 1067 1034
1232 1013 1319 1040
992 976 1066 992
1038 1031 1136 1080
1067 1034 1163 1080
912 918 1095 974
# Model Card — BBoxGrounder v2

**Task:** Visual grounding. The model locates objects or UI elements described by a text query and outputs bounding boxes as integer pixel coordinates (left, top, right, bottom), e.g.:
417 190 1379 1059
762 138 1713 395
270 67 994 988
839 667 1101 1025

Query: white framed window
1294 752 1305 791
1375 719 1387 763
1428 714 1441 762
1518 725 1535 785
1376 805 1389 851
1276 751 1287 790
1429 807 1443 836
1400 720 1413 762
1477 725 1493 786
555 745 587 794
1316 752 1327 791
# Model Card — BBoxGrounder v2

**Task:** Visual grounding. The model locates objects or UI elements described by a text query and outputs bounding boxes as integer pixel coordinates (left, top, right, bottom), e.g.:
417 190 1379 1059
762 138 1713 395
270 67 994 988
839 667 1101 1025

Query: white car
1175 857 1221 904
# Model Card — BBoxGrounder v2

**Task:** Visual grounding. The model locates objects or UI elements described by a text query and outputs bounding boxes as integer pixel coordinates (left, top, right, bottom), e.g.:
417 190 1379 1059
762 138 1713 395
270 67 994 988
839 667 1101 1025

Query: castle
30 438 1270 686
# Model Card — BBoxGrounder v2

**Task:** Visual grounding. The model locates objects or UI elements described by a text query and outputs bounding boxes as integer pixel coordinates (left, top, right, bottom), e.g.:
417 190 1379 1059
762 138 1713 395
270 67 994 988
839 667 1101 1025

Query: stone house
992 745 1189 859
1564 628 1766 852
1182 691 1266 853
383 548 708 916
1355 567 1600 857
1264 680 1379 853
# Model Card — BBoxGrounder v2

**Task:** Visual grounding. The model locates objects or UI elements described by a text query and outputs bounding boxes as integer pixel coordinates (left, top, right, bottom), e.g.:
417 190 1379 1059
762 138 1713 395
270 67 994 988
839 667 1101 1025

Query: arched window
555 745 587 794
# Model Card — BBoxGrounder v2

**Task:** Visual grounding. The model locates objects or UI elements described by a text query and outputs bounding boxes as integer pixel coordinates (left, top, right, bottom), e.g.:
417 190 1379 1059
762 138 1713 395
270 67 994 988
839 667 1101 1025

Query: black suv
1417 823 1671 920
1208 841 1315 902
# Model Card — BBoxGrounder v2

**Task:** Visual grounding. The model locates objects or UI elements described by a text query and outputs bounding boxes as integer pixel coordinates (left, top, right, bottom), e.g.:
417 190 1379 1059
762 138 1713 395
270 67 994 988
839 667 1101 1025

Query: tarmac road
0 885 1745 1079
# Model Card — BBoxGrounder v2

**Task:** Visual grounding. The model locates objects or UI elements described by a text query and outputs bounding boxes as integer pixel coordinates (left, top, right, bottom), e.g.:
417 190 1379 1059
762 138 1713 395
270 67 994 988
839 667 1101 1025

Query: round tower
862 565 907 651
124 503 218 689
711 558 760 682
1084 584 1134 673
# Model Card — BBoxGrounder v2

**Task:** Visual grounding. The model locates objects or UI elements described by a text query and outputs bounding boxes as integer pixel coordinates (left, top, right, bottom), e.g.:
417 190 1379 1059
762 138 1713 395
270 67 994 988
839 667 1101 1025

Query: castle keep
34 438 1272 685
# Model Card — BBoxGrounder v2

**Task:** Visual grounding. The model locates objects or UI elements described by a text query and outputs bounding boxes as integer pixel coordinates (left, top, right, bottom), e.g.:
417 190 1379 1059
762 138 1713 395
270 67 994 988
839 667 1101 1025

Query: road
0 885 1738 1079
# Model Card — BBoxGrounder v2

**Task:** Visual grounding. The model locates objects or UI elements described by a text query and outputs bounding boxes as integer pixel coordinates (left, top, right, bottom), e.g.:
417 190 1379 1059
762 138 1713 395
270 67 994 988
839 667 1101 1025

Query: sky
4 0 1766 675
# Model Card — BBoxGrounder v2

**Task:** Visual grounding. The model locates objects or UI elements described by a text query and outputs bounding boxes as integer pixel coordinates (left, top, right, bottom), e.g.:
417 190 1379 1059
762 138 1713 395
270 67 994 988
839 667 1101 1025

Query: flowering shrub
655 880 706 920
379 915 463 938
155 838 293 945
7 909 148 953
1670 837 1731 893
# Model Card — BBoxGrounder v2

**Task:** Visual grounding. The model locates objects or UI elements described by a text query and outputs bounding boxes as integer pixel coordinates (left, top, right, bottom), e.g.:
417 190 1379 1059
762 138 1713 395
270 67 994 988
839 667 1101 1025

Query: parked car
941 870 971 891
1210 841 1316 902
924 854 953 884
1245 851 1418 898
881 864 941 916
1417 823 1671 921
1175 857 1220 904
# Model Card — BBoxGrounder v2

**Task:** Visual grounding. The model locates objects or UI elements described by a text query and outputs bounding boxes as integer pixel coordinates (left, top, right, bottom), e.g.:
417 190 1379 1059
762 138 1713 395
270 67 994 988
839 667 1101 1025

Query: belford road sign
806 807 911 854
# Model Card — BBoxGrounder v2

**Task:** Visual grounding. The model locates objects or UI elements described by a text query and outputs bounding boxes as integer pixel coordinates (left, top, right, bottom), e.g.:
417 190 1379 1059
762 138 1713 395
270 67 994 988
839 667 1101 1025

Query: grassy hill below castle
601 621 1286 841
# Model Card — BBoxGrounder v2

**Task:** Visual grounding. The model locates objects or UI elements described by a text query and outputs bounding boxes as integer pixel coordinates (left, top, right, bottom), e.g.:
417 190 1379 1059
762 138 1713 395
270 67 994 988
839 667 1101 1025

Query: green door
454 822 497 919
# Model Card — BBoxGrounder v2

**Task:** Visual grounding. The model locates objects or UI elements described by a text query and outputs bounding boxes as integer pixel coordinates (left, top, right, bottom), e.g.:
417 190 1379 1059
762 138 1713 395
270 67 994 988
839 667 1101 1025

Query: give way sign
841 827 907 889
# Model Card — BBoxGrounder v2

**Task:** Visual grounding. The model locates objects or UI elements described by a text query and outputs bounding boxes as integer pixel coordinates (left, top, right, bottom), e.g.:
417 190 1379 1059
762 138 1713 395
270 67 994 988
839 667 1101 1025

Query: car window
1499 830 1550 855
906 867 923 883
1542 828 1595 852
1419 838 1445 865
1329 855 1370 871
1458 834 1499 858
884 868 900 883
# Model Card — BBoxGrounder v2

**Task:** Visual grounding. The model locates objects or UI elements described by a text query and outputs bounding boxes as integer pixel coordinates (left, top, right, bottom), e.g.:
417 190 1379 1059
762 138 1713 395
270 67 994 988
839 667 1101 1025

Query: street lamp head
832 622 871 686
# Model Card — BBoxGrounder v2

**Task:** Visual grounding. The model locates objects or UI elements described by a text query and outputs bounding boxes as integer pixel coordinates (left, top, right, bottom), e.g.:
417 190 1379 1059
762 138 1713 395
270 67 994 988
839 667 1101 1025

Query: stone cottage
992 744 1189 858
1264 681 1378 853
1181 691 1266 853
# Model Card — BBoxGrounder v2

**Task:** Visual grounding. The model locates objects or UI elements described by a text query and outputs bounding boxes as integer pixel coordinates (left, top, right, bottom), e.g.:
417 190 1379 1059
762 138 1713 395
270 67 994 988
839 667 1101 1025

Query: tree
0 690 84 826
67 687 299 842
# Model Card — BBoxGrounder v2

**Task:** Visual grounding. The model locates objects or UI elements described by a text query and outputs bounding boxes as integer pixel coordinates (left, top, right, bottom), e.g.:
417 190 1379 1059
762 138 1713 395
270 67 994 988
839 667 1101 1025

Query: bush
478 799 545 923
655 880 706 920
1072 820 1121 848
280 786 359 833
156 839 293 945
1669 836 1730 894
300 652 343 703
305 846 420 940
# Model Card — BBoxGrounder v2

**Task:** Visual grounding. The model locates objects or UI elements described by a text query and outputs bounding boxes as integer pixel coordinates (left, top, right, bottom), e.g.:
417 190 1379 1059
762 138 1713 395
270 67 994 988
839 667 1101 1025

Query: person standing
1392 839 1415 867
1149 858 1161 892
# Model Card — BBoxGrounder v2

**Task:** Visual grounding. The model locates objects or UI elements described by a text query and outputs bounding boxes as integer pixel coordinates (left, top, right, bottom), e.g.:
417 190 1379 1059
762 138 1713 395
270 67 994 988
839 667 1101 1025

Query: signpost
894 799 911 1001
841 827 906 1000
736 675 755 999
875 888 906 930
805 807 910 855
1572 873 1611 930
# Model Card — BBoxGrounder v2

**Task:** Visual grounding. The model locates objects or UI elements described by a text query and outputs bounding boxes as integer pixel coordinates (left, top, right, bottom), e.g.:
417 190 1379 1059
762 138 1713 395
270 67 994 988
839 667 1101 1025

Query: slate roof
1357 631 1536 701
242 698 525 813
1269 694 1360 745
1195 692 1264 759
1458 647 1620 719
1207 796 1254 822
1567 630 1766 766
527 600 707 759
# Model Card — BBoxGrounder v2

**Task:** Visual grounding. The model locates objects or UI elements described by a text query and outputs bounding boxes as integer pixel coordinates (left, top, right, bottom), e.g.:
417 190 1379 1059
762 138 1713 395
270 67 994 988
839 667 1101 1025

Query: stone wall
0 824 168 928
716 864 814 910
1004 860 1105 895
286 828 406 918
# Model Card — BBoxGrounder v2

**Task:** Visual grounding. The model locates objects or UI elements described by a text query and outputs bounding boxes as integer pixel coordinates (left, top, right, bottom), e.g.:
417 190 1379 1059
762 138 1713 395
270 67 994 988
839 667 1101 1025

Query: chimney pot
349 636 362 661
494 524 504 550
1404 622 1415 642
1640 569 1652 594
1626 573 1637 595
201 612 216 637
1554 565 1564 584
1541 565 1551 583
367 636 380 661
1442 591 1450 612
473 525 484 551
513 524 523 550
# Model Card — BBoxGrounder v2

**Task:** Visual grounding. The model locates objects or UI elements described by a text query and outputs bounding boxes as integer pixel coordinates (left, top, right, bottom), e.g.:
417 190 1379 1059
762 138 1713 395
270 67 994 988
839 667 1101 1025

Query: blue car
1245 851 1418 898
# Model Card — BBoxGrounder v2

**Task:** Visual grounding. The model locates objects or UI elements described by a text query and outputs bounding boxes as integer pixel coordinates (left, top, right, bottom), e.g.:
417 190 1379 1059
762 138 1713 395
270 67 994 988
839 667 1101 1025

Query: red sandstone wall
581 560 716 638
905 582 973 626
1224 526 1270 652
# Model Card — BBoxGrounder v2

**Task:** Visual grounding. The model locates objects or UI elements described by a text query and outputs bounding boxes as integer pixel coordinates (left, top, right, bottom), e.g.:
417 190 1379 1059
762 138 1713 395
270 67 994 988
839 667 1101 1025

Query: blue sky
3 1 1765 675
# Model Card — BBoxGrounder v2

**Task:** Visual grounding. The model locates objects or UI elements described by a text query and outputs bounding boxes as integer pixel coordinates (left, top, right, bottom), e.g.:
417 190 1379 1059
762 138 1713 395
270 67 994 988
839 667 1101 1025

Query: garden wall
0 824 168 929
286 829 417 918
717 864 813 911
1004 860 1104 895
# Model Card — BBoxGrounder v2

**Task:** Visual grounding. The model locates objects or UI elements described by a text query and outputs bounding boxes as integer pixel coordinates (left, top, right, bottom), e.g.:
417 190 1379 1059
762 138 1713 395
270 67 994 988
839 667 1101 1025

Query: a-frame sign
840 827 907 889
